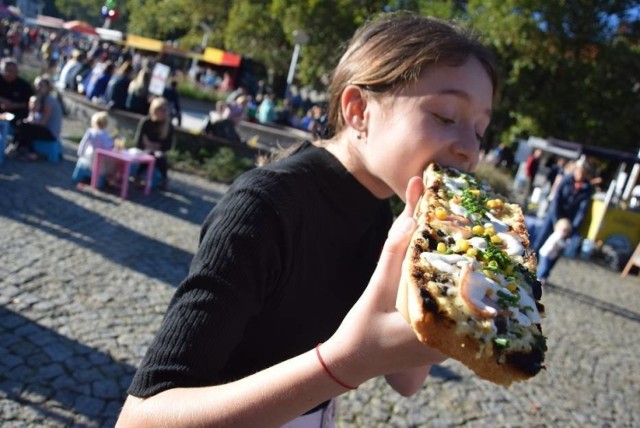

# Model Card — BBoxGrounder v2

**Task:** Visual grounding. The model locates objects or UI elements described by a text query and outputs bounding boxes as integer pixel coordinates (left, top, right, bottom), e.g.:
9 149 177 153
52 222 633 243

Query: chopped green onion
494 337 510 348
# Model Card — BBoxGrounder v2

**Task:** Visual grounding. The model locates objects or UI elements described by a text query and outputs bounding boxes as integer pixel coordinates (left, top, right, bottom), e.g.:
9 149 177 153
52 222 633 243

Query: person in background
56 49 85 90
275 98 295 127
72 111 116 186
523 148 542 203
117 12 496 427
537 218 572 286
85 60 115 103
25 95 42 123
126 68 152 115
218 71 234 92
225 85 246 103
14 75 63 161
202 99 242 144
244 94 258 122
257 91 276 124
162 78 182 127
223 94 247 125
0 57 33 125
134 97 173 190
70 55 94 94
533 159 595 255
546 157 566 190
40 33 59 73
105 61 134 110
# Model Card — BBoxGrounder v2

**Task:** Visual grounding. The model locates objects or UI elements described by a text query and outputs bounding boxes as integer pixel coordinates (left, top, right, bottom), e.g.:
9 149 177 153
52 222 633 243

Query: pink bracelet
315 343 356 390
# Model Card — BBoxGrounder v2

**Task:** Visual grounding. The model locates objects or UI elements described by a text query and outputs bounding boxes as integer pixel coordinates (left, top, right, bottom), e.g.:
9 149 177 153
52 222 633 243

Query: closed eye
432 113 454 125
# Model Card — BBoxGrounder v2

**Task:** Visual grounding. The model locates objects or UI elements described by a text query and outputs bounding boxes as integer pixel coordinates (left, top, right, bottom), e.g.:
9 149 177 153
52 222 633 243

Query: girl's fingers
368 213 416 311
403 176 424 218
367 177 423 308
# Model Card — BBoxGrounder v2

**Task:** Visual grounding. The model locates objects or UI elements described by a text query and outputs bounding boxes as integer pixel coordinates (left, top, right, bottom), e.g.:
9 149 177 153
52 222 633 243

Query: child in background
25 95 42 124
537 218 572 286
72 111 114 186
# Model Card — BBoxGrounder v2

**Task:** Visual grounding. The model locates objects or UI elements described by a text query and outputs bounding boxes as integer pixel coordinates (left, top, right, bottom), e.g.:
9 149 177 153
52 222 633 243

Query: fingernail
390 217 415 237
400 217 415 233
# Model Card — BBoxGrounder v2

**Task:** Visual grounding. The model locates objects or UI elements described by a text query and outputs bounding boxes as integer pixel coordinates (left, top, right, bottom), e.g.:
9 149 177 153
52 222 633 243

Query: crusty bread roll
397 164 546 386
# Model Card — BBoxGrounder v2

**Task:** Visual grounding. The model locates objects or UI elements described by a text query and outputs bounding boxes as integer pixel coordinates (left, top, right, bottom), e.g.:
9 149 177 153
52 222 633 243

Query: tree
270 0 389 89
224 0 288 92
54 0 104 24
127 0 233 46
462 0 640 153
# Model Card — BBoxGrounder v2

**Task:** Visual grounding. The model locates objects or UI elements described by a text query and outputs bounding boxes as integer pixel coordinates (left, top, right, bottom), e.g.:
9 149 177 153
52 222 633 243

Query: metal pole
285 43 301 99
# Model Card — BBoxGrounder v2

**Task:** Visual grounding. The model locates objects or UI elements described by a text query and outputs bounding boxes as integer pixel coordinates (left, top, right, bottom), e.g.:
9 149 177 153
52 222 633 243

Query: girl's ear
340 85 368 132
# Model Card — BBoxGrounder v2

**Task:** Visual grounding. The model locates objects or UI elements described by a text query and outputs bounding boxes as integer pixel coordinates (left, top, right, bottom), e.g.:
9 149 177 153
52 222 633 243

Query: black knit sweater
128 142 393 397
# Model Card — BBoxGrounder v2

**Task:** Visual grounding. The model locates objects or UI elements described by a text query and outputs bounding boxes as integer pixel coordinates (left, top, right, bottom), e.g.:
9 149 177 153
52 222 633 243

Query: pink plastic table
90 148 156 199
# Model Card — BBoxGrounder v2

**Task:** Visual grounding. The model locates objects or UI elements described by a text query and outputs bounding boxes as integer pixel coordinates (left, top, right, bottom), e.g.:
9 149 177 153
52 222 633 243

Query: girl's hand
323 177 446 388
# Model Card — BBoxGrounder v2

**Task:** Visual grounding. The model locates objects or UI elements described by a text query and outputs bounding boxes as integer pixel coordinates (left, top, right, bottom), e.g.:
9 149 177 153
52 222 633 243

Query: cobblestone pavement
1 128 640 427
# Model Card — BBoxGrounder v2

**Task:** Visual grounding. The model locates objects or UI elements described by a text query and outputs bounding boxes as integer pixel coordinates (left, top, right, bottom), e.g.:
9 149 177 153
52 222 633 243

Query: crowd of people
0 56 63 161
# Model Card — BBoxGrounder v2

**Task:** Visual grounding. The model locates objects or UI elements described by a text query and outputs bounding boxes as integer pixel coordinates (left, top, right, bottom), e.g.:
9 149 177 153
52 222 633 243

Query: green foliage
20 68 40 87
126 0 193 40
464 0 640 152
55 0 128 28
271 0 387 89
127 0 232 46
202 147 255 183
474 161 514 198
224 1 289 78
167 147 254 184
54 0 103 23
176 81 227 104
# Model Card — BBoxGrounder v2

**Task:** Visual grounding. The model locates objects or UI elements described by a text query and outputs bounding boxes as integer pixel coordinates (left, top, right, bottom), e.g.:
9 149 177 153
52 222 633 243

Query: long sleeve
572 190 592 230
161 124 173 152
96 130 114 151
128 178 289 396
77 129 91 157
134 117 147 149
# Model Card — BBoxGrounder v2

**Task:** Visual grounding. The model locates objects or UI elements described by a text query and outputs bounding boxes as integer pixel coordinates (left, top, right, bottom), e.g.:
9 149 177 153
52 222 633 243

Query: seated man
0 58 34 126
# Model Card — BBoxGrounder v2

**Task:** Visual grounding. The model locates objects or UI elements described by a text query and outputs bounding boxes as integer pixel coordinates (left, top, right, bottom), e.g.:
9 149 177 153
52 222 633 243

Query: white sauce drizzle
486 212 510 233
517 285 542 323
442 176 467 193
462 269 503 316
421 253 478 274
497 232 525 256
469 237 488 250
450 202 467 217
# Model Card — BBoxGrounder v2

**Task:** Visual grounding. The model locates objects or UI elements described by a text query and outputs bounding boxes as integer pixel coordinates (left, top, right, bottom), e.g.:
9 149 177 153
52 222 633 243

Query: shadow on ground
0 306 134 426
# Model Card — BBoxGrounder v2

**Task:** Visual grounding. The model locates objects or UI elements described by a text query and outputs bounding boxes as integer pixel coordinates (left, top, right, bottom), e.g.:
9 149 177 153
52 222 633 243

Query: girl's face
357 56 493 200
153 105 168 121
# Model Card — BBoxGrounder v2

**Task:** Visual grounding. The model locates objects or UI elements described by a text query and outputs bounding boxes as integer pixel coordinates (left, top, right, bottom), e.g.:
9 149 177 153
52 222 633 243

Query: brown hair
326 12 498 138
